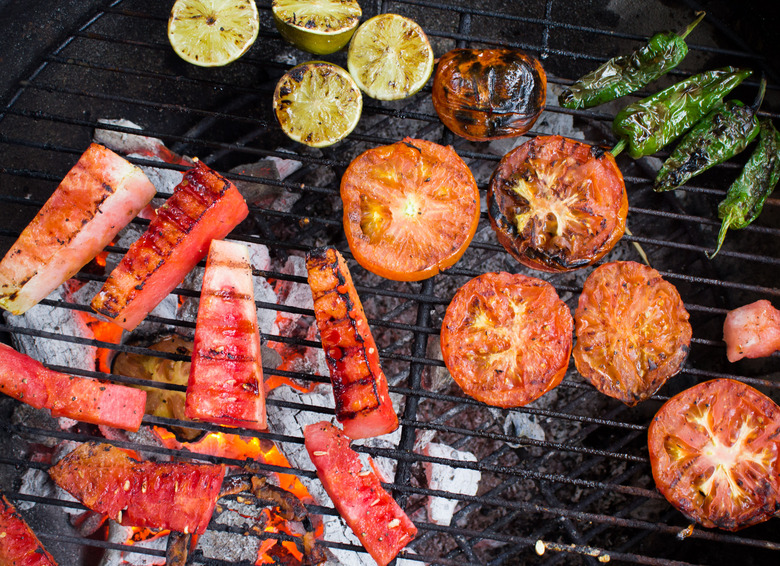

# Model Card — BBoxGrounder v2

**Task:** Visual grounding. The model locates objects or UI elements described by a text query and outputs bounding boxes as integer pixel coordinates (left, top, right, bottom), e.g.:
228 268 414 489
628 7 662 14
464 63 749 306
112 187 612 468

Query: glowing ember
65 279 124 373
152 427 319 565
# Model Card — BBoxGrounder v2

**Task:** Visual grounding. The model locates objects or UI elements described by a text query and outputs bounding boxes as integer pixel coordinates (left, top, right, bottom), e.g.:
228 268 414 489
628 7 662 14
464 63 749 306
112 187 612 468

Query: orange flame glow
151 427 318 565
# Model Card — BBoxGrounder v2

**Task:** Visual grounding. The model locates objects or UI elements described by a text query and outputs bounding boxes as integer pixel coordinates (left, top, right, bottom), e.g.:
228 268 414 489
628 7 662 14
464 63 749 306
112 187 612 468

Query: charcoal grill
1 1 779 565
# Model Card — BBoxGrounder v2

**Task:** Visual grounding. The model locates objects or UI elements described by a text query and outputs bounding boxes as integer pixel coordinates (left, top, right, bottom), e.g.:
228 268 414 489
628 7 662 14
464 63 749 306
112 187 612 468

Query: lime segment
168 0 259 67
272 0 362 55
273 61 363 147
347 13 434 101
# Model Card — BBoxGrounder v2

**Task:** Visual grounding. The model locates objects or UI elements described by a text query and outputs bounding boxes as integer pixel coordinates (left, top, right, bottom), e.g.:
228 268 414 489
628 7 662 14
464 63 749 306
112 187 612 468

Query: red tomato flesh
573 261 692 406
91 160 248 331
186 239 266 430
0 342 146 431
648 378 780 530
341 138 480 281
0 493 58 566
488 135 627 272
48 442 225 535
304 421 417 566
306 247 398 439
723 299 780 362
440 271 573 408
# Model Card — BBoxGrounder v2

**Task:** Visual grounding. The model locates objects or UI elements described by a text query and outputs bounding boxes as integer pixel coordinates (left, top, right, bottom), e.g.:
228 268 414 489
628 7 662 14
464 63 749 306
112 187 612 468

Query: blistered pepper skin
711 118 780 257
654 101 760 191
560 12 705 110
612 67 752 159
432 48 547 141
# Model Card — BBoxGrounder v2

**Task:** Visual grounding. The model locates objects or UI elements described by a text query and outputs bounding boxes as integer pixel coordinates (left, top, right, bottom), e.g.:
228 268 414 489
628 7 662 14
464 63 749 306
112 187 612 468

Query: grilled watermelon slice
0 143 157 315
185 239 266 430
305 246 398 439
49 442 225 535
0 342 146 431
0 492 58 566
91 160 248 331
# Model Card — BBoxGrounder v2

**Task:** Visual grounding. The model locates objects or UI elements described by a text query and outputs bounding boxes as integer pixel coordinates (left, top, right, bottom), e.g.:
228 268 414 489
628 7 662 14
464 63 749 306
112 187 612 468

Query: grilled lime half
347 13 434 101
272 0 362 55
168 0 260 67
273 61 363 147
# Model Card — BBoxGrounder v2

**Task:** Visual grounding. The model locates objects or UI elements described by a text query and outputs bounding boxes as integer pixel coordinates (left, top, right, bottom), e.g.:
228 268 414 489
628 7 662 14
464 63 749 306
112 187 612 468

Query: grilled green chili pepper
611 66 752 159
559 12 705 110
709 118 780 258
654 77 766 192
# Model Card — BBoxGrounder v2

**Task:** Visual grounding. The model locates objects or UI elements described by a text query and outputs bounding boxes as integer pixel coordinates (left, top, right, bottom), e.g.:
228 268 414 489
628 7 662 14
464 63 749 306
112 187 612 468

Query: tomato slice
306 246 398 439
648 378 780 530
432 48 547 142
440 271 573 408
304 421 417 566
49 442 225 535
185 239 266 430
0 492 58 566
572 261 692 406
341 137 480 281
488 135 627 272
92 159 249 331
0 342 146 431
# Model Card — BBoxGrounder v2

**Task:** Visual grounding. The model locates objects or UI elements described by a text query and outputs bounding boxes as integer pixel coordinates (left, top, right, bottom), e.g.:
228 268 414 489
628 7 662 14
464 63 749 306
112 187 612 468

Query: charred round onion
432 48 547 142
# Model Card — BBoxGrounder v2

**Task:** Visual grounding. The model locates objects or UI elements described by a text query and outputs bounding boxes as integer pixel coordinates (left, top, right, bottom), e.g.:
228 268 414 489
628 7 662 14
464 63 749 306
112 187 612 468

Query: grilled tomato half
432 47 546 141
648 378 780 531
341 137 480 281
440 271 573 408
488 135 627 272
573 261 692 406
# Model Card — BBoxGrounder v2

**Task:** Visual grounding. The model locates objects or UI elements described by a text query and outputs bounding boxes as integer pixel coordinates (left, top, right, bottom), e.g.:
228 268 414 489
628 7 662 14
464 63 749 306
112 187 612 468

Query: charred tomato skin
573 261 691 406
432 48 547 141
440 271 573 408
648 379 780 531
488 135 628 273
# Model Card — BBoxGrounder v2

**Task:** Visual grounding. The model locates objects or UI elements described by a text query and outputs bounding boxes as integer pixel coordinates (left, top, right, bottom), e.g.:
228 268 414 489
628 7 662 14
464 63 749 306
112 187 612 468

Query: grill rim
1 1 779 565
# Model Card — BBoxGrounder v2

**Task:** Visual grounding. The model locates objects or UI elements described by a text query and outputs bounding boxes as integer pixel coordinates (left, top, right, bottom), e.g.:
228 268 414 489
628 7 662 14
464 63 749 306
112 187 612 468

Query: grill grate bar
2 1 779 564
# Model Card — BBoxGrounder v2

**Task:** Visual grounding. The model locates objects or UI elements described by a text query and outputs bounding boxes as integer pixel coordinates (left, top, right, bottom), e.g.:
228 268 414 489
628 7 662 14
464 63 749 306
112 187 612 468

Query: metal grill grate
1 1 779 565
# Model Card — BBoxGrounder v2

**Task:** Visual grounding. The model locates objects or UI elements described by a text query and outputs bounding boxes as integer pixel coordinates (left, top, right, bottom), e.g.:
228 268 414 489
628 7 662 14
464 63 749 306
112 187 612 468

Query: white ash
503 412 547 447
229 152 303 209
17 467 57 512
127 154 184 200
100 522 167 566
245 241 280 336
422 442 481 526
3 280 105 372
276 255 312 319
93 119 167 157
93 119 187 196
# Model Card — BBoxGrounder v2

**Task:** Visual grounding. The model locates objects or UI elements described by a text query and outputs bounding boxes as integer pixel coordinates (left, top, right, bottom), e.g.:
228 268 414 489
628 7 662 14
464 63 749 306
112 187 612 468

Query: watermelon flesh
91 159 249 331
0 143 157 315
0 492 59 566
0 342 147 431
49 442 225 535
185 239 266 430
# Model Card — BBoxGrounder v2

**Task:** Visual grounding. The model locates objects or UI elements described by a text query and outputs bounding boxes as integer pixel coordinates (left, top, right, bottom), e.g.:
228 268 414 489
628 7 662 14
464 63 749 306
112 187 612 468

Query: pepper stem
751 75 767 111
707 215 733 259
611 139 627 157
679 11 706 40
